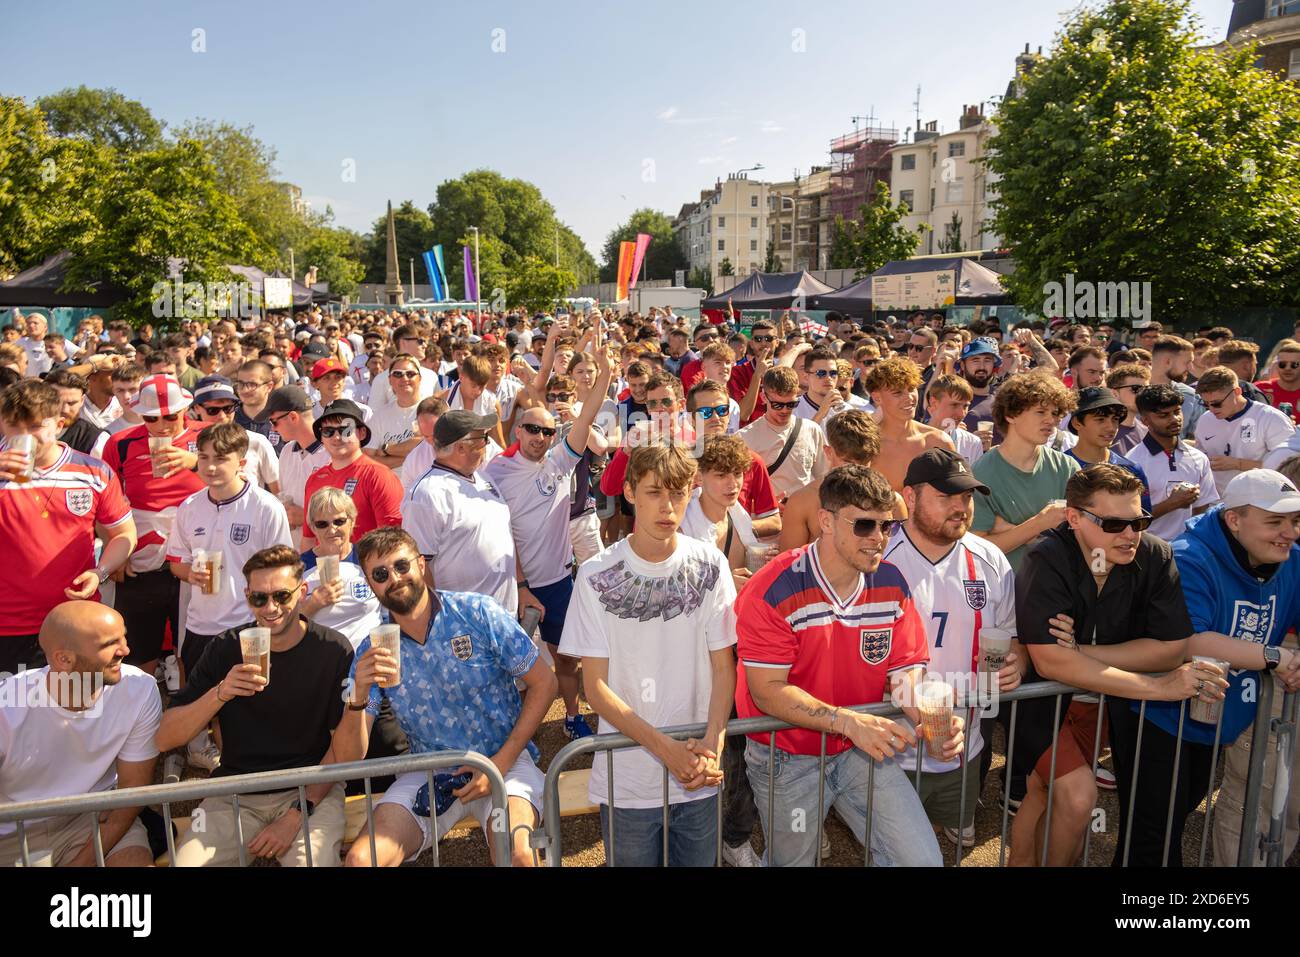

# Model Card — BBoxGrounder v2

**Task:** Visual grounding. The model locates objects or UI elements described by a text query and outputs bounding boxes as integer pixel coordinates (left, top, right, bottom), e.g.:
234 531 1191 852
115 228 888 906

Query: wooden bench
155 768 596 865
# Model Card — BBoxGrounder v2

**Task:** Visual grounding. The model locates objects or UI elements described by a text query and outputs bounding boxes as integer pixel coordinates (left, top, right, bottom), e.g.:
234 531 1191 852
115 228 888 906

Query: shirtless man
866 356 954 491
779 410 906 552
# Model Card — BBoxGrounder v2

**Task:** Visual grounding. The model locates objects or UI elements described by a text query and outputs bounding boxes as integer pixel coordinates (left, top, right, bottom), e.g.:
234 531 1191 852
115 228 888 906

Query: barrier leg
1040 694 1064 868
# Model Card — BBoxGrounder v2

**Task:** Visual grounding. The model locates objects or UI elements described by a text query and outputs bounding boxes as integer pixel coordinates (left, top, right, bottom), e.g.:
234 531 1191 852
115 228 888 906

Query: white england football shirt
165 482 294 637
883 530 1016 773
483 440 582 589
1125 434 1220 541
242 429 280 490
303 556 382 649
277 439 331 510
1193 399 1296 494
402 463 517 615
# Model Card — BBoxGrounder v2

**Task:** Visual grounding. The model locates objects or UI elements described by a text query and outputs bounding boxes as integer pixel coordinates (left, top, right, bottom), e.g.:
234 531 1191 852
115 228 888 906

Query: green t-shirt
972 446 1080 571
177 364 202 391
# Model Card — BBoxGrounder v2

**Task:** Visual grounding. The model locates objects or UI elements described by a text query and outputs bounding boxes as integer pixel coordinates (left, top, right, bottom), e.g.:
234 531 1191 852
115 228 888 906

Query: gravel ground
158 694 1300 867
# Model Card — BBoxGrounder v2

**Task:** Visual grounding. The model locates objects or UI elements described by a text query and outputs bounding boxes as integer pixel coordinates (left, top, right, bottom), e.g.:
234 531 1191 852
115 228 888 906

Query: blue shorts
531 575 574 649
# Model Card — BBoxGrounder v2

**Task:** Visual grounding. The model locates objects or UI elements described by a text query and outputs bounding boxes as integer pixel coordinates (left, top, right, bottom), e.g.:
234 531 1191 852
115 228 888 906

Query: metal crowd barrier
538 679 1300 867
0 751 511 868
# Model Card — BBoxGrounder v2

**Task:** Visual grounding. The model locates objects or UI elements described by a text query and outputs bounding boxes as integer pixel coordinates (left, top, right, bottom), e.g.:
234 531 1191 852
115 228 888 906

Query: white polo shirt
1264 430 1300 471
242 429 280 490
1193 398 1296 494
277 438 331 510
79 395 122 431
1125 434 1220 542
447 382 498 416
402 462 517 615
483 439 582 588
164 481 294 637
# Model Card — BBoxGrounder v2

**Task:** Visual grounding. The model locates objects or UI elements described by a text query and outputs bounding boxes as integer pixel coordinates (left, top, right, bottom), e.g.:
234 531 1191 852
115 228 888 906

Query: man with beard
864 357 954 493
160 546 354 867
958 338 1000 432
1255 338 1300 426
338 527 557 867
885 450 1024 848
484 348 613 739
736 465 962 866
0 601 159 867
1149 336 1202 439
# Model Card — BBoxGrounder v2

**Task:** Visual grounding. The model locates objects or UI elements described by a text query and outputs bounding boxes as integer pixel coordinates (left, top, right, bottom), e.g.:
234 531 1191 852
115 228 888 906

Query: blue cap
960 336 1001 366
192 375 237 403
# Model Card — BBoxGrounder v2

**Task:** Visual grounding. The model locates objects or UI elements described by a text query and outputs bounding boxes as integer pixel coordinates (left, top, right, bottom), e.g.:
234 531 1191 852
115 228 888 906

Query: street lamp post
729 164 763 288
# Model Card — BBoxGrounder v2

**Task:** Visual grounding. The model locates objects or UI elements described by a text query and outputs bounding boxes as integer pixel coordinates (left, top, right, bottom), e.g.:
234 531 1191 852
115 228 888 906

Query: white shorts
377 751 544 862
569 511 602 565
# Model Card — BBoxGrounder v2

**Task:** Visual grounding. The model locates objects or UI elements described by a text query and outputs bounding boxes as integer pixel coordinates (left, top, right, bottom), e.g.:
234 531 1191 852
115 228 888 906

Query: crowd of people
1 302 1299 869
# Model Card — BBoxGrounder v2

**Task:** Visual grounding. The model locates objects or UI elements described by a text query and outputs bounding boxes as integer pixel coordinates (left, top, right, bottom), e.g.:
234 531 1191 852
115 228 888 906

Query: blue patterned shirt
351 591 540 760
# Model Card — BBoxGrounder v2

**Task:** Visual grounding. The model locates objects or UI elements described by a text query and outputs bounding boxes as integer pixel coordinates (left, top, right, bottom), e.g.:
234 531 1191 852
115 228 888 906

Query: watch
290 796 317 817
1264 646 1282 671
94 566 109 585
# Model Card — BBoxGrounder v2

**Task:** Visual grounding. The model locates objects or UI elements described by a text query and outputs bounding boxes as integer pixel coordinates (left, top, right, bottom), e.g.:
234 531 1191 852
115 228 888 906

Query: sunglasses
312 517 349 530
1079 509 1153 534
1201 394 1233 410
521 422 557 438
368 557 413 583
389 370 420 380
319 424 356 439
1115 383 1145 393
752 335 775 344
695 333 719 343
545 392 573 404
458 433 490 448
200 403 236 416
695 404 730 420
1277 361 1300 371
812 369 840 379
645 397 677 410
766 397 800 411
839 514 901 538
142 412 181 423
268 411 293 428
908 343 930 352
248 589 297 608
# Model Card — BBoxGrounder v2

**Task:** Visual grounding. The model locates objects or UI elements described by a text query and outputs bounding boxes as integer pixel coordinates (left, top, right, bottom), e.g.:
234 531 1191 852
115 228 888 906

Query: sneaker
162 753 185 784
820 830 831 860
162 655 180 693
722 841 762 868
564 715 595 740
186 733 220 773
1096 766 1117 790
943 824 976 848
1004 795 1022 817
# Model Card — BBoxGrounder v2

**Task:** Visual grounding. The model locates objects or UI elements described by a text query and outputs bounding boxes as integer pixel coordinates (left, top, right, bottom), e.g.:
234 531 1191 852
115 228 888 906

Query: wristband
518 580 530 590
347 697 370 711
215 680 229 703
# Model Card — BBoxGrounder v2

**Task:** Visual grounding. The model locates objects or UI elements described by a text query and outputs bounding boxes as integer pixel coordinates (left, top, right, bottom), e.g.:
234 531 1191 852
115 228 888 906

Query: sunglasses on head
200 403 236 416
545 392 573 404
1079 509 1153 534
368 557 413 583
521 422 557 438
766 397 800 411
312 517 349 530
248 589 297 608
319 424 356 439
839 514 901 538
142 412 181 423
812 369 839 379
696 404 730 420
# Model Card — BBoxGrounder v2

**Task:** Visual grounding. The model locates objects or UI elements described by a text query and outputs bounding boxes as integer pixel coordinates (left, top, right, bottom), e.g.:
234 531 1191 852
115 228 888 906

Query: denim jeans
722 723 759 848
745 738 942 867
599 795 719 867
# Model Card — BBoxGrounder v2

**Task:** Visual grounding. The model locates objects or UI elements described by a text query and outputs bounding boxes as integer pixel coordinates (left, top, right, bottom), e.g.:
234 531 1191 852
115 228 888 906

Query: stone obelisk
383 200 405 306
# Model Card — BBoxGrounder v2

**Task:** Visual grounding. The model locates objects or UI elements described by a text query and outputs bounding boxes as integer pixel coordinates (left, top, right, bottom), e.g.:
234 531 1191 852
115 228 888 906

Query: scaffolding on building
828 126 898 223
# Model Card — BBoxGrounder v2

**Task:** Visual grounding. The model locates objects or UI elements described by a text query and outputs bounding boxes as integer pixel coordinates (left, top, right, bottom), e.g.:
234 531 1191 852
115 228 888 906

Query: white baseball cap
1221 469 1300 513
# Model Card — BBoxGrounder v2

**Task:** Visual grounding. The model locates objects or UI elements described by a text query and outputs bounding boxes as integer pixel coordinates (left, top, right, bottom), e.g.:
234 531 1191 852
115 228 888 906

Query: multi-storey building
1216 0 1300 81
673 173 769 283
766 167 832 271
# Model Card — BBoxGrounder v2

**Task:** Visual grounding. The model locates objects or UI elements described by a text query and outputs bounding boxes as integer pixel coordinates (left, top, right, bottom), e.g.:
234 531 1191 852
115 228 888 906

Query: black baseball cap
314 399 371 445
903 448 989 494
433 410 498 447
1068 387 1126 433
255 385 313 423
300 341 330 361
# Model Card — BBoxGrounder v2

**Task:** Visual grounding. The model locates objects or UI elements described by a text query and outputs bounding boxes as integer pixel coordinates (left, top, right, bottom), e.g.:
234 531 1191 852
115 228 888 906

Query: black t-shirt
171 617 353 777
59 419 104 456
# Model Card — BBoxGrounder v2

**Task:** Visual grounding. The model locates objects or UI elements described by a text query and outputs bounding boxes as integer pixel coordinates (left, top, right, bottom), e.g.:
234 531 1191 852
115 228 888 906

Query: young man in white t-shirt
1193 366 1296 495
559 444 737 867
192 376 280 492
738 366 827 502
925 373 986 466
446 355 506 447
0 601 160 867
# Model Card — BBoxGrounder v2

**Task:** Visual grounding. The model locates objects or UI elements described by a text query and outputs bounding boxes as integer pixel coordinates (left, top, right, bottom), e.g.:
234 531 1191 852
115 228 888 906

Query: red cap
311 357 346 380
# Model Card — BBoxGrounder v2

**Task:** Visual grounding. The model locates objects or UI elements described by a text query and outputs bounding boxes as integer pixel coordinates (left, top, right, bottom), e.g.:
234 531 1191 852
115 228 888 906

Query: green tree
686 266 713 297
36 86 164 152
719 258 734 277
505 256 576 313
827 184 921 278
938 212 964 254
65 140 269 325
763 239 782 273
361 200 435 285
987 0 1300 315
299 225 366 299
598 208 688 282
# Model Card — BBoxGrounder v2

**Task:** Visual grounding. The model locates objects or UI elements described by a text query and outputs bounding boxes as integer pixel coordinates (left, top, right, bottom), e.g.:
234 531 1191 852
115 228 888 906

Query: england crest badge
65 488 93 516
450 634 474 660
963 578 987 610
229 523 251 545
860 627 892 665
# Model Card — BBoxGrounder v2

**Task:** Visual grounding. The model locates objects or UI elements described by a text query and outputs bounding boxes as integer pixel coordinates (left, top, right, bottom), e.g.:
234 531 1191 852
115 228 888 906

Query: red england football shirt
102 424 206 571
735 541 929 755
302 455 403 541
1255 380 1300 425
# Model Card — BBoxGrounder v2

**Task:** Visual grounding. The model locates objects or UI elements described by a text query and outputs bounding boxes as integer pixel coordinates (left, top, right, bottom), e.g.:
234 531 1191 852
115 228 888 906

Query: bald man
0 602 161 866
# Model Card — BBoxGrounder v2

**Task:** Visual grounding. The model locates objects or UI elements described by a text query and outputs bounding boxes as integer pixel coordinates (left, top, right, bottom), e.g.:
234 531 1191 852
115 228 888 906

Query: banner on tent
872 270 956 310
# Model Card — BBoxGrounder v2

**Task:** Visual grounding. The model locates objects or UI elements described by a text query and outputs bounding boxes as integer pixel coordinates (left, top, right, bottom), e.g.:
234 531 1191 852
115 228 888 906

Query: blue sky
7 0 1228 261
